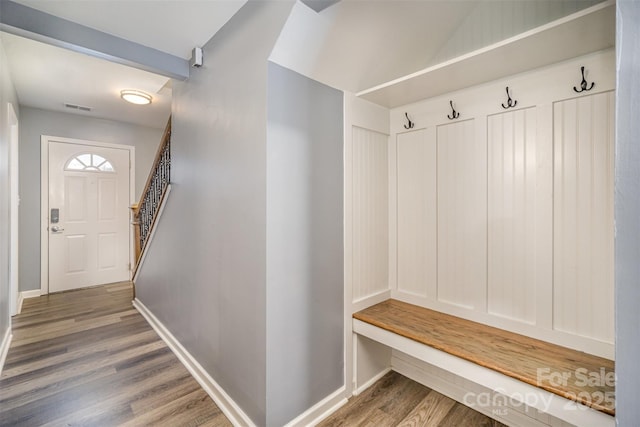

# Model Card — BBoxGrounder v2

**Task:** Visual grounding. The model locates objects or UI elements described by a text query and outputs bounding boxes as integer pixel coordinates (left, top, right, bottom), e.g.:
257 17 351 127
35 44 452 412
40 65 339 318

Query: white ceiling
2 0 246 129
309 0 477 92
272 0 605 95
10 0 247 59
2 0 602 129
1 31 173 129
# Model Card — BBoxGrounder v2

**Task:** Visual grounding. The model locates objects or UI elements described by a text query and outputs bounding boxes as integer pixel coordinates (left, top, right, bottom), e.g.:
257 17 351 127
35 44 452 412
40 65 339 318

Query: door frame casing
40 135 135 295
8 103 19 315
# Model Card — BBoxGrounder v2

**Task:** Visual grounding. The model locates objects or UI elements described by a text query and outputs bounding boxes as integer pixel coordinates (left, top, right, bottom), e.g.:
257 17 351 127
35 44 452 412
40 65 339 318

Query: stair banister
131 117 171 276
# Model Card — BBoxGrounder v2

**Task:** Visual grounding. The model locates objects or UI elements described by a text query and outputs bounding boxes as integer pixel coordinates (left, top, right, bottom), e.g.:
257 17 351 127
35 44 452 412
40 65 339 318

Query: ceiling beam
0 0 189 81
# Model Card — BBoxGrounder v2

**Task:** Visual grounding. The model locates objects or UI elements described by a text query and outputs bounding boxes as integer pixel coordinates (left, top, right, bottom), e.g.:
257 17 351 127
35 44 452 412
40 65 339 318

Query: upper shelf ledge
357 1 615 108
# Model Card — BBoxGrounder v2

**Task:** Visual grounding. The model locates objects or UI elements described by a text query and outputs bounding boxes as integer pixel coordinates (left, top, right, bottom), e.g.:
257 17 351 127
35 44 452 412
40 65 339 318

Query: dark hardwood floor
0 282 231 427
1 283 504 426
318 371 506 427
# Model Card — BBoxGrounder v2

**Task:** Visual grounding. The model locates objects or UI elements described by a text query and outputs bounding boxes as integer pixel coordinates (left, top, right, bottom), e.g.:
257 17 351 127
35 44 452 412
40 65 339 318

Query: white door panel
49 142 130 293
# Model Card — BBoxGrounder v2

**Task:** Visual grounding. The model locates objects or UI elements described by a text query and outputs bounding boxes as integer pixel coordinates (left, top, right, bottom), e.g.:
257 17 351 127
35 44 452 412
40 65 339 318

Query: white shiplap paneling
396 128 437 298
386 51 615 358
553 91 615 344
436 119 486 310
351 126 389 302
487 108 537 324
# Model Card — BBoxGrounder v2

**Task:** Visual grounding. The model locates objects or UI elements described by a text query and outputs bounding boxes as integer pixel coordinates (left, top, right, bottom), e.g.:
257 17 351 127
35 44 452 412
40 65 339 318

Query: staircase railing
131 118 171 276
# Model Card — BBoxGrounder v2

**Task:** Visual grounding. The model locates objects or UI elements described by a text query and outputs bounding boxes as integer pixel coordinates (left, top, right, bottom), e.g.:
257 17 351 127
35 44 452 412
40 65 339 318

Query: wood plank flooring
0 282 231 427
318 371 505 427
354 299 615 415
2 284 514 427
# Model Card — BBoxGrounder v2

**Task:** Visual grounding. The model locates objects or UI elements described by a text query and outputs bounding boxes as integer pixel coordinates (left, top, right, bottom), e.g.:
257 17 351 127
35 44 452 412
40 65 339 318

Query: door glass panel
67 158 84 170
65 153 115 172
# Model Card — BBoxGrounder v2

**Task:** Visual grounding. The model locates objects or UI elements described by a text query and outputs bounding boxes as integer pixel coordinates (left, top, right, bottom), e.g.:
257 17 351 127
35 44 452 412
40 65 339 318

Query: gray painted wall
266 62 343 426
0 37 19 347
615 1 640 424
134 2 296 425
18 107 163 292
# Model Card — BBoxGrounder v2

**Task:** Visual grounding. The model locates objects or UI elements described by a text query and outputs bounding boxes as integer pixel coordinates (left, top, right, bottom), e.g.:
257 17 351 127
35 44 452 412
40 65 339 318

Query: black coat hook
447 100 460 120
501 86 517 109
404 112 414 129
573 66 595 93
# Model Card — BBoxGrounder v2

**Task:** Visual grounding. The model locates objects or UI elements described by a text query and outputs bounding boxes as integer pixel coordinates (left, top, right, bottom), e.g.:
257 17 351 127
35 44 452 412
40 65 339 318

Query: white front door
48 141 131 293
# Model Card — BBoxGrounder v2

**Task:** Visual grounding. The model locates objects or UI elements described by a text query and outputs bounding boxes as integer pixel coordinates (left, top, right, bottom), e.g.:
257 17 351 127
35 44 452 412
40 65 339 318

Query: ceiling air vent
64 103 92 112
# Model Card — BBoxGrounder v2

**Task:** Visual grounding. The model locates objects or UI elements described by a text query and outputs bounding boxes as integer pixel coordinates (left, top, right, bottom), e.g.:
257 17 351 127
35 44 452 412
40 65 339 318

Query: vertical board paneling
437 120 486 309
553 92 615 343
396 128 436 298
352 126 389 301
487 108 537 324
387 52 615 358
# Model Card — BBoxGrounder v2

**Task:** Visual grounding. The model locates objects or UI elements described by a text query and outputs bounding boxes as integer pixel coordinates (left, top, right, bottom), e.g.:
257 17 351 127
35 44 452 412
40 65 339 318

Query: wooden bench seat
353 299 615 417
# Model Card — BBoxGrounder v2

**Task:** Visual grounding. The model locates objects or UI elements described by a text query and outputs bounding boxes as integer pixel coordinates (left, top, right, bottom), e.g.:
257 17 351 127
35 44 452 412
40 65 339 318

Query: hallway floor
1 282 504 426
0 282 230 426
319 371 505 427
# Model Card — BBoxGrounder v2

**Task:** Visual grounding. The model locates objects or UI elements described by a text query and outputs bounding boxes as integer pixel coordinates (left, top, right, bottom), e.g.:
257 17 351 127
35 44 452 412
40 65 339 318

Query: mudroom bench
352 299 615 427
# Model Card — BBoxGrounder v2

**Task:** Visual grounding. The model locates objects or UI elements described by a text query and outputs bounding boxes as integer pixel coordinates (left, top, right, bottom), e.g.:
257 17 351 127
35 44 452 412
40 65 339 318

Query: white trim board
21 289 42 299
17 289 43 316
0 327 13 376
8 102 19 317
354 367 391 396
133 298 256 427
40 135 136 295
353 320 614 427
16 293 23 316
283 386 348 427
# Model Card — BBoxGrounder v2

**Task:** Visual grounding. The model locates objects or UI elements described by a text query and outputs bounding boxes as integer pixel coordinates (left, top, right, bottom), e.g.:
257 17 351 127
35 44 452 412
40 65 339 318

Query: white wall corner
268 1 331 88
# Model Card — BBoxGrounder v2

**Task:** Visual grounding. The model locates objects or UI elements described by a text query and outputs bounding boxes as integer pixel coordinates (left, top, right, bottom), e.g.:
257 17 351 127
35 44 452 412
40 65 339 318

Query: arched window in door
65 153 115 172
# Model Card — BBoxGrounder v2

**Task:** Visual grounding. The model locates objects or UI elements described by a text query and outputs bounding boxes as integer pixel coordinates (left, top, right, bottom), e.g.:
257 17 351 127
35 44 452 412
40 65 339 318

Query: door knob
51 226 65 233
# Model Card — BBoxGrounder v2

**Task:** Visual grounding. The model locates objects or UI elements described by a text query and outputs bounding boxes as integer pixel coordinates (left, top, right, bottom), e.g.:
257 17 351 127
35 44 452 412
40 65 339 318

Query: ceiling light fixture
120 90 152 105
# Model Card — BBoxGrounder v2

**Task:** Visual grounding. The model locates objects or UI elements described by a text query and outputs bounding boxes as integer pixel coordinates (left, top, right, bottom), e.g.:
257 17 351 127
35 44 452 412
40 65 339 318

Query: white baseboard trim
0 326 13 376
21 289 42 299
133 298 255 427
355 367 391 396
16 293 23 315
284 386 348 427
133 184 171 283
352 290 391 313
16 289 41 316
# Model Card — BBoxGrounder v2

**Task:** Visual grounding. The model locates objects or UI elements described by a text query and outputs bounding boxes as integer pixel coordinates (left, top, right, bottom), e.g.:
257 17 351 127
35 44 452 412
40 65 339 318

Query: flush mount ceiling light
120 90 152 105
